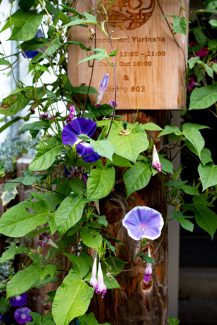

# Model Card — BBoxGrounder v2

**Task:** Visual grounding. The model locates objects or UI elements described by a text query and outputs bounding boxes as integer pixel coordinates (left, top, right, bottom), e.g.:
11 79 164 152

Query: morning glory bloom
122 206 164 241
14 307 32 325
90 256 98 289
10 293 27 307
96 261 107 298
96 73 109 105
62 117 100 163
143 247 153 284
152 145 162 172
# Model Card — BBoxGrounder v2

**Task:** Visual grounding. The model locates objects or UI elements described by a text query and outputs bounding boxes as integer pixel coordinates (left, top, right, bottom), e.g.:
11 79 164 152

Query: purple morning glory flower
122 206 164 241
62 117 100 163
10 294 27 308
14 307 32 324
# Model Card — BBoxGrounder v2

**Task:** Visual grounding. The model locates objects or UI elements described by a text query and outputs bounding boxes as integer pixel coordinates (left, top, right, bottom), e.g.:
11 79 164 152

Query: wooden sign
68 0 188 110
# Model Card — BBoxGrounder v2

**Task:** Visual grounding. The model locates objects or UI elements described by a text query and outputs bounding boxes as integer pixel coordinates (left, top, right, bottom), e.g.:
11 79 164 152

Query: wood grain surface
68 0 188 110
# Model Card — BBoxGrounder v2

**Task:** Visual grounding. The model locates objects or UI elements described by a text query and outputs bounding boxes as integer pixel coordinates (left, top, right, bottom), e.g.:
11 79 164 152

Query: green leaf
78 49 108 64
0 93 29 116
71 85 97 95
0 244 27 264
55 196 86 234
69 177 86 195
104 256 125 276
173 16 187 34
0 201 50 237
111 154 132 167
208 39 217 50
64 254 91 278
29 144 63 171
188 56 200 69
87 165 115 201
31 312 54 325
160 156 173 174
21 171 43 186
39 264 57 282
209 18 217 27
198 163 217 191
0 58 10 66
0 116 21 134
91 139 115 161
41 38 61 58
9 10 43 41
63 14 97 28
123 161 152 197
194 206 217 239
192 27 208 45
176 216 194 232
19 120 50 137
181 185 199 196
142 122 163 131
0 297 10 314
200 148 213 165
189 85 217 110
79 313 110 325
168 317 180 325
104 274 120 289
80 229 102 250
52 270 94 325
212 63 217 73
108 122 149 162
182 123 205 158
204 63 214 78
6 264 41 298
159 125 182 137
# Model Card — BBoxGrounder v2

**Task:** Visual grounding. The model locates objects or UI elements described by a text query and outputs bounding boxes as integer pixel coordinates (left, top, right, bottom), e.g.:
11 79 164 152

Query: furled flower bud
152 145 162 172
90 256 98 289
96 74 109 105
109 100 118 108
66 105 76 123
96 260 107 298
143 247 153 284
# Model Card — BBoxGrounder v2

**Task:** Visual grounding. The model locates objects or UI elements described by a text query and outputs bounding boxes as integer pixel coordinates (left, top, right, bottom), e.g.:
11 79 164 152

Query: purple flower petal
144 273 152 283
122 206 164 240
62 123 78 146
69 118 96 137
14 307 32 325
23 50 39 59
76 142 100 163
10 294 27 307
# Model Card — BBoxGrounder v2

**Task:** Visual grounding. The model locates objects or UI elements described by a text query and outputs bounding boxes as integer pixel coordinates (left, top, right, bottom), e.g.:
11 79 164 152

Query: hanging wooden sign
68 0 188 110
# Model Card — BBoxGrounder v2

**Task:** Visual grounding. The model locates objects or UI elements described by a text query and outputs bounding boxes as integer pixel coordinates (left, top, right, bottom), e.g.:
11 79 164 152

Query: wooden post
68 1 188 323
89 111 168 325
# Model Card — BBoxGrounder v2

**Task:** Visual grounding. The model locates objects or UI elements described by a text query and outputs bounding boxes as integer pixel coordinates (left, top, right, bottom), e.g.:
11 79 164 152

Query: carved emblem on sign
103 0 155 30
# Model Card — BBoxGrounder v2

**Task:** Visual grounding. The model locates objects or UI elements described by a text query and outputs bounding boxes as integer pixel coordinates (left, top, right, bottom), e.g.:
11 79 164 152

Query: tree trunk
92 111 168 325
